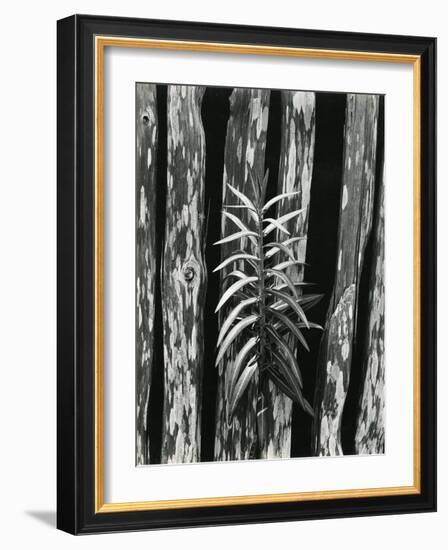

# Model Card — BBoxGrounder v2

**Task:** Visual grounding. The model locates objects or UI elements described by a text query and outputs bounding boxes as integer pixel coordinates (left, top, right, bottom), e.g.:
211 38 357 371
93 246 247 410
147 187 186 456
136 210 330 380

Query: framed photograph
57 14 436 534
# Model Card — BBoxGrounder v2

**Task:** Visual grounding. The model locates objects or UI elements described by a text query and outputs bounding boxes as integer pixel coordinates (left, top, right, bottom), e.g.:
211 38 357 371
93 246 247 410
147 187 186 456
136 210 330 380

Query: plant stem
257 205 266 370
254 202 266 458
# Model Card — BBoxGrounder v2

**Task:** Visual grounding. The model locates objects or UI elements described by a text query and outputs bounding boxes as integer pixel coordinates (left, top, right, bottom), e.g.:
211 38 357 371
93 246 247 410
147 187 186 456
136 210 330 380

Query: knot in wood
142 114 150 126
183 266 195 282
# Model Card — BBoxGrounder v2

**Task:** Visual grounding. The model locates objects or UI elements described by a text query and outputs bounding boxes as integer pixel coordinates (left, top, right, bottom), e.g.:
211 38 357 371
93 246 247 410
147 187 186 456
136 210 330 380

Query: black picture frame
57 14 436 535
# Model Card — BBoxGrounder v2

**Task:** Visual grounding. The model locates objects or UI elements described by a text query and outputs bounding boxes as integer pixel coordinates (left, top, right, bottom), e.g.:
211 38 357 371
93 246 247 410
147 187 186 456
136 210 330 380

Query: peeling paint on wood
161 85 207 463
136 83 158 465
313 94 379 456
355 173 385 454
214 88 270 461
259 91 316 459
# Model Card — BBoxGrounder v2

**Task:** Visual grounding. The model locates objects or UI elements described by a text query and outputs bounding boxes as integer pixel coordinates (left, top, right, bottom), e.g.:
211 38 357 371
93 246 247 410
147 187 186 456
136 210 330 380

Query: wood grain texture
259 91 316 459
214 88 270 461
135 83 158 465
313 94 379 456
161 85 207 463
355 173 385 454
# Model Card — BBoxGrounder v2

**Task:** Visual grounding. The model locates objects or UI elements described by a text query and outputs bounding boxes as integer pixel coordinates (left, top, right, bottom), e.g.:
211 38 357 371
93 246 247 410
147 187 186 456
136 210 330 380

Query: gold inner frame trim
94 35 422 513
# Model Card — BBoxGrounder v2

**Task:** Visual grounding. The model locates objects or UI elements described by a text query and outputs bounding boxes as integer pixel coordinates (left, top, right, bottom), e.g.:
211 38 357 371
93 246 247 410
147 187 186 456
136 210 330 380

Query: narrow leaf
228 360 258 419
216 314 259 366
270 349 312 416
261 169 270 196
222 210 253 234
223 204 254 210
270 352 313 417
268 307 310 352
263 209 304 237
221 212 257 246
282 236 307 247
226 184 257 212
298 293 323 311
266 288 309 327
273 354 313 416
275 208 304 226
262 191 300 212
215 277 258 312
264 236 307 257
226 337 258 401
266 365 296 401
228 248 260 272
213 254 259 273
267 326 303 388
231 291 256 304
297 321 324 330
274 294 322 314
217 296 258 346
263 218 290 236
264 269 299 300
248 171 260 203
223 204 258 224
222 270 248 283
221 273 256 297
214 229 258 246
271 348 303 399
272 260 307 271
272 294 322 315
299 396 314 417
264 241 297 261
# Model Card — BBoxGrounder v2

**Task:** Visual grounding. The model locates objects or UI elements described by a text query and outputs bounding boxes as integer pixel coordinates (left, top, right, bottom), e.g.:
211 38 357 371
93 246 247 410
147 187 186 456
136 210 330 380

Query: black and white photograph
0 0 440 542
52 9 436 537
135 83 385 465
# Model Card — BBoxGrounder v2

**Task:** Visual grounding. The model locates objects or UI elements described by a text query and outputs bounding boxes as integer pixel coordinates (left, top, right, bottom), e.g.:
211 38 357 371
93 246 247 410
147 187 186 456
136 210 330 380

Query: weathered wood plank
312 94 379 456
214 88 270 461
355 172 385 454
259 91 316 459
161 85 207 463
135 84 158 465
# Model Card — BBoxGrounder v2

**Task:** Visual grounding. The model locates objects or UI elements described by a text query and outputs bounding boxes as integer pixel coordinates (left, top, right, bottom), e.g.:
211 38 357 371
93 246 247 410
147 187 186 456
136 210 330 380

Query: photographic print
57 16 436 533
135 83 384 466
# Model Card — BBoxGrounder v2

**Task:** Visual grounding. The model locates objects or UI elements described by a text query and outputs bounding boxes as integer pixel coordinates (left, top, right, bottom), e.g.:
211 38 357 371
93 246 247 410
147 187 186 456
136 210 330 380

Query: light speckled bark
135 84 158 465
259 91 316 459
314 284 356 455
313 94 379 456
161 85 207 463
355 173 385 454
214 88 270 461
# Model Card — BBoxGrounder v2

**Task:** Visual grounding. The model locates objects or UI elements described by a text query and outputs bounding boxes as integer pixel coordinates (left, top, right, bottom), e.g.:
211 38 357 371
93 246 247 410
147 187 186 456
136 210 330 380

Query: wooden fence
135 83 385 465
